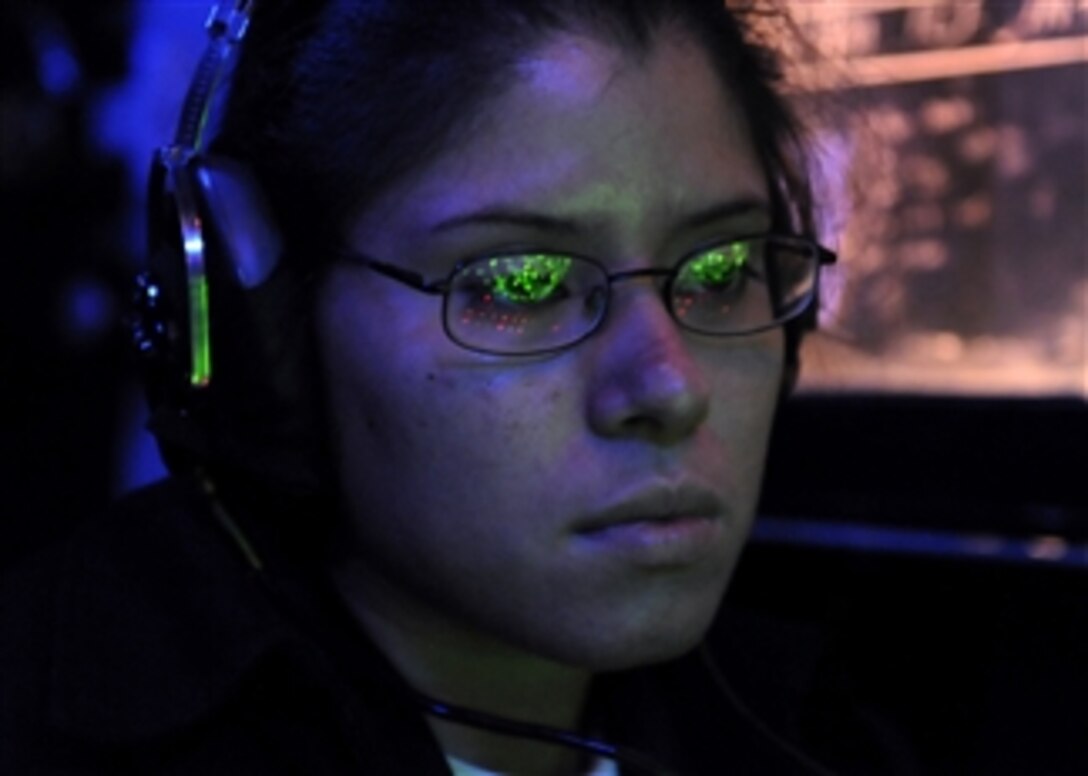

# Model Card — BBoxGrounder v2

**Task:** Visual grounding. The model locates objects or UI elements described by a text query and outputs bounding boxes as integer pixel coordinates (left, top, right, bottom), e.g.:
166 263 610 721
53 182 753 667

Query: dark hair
173 0 815 492
217 0 814 249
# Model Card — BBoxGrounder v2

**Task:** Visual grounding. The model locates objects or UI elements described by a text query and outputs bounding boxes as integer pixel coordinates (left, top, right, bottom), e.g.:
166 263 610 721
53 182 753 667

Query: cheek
317 275 447 457
706 331 783 399
325 355 583 593
704 337 784 473
413 371 577 491
323 324 577 509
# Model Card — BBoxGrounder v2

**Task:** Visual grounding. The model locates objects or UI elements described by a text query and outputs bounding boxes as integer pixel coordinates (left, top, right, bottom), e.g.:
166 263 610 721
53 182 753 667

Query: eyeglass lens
443 237 818 354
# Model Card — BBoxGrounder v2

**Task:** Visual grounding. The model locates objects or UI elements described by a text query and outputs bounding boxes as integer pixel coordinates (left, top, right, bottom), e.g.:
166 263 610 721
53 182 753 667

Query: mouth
573 482 725 535
571 483 727 566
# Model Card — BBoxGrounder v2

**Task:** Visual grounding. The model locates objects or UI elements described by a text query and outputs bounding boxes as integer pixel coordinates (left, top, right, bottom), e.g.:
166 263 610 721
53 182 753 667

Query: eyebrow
674 198 772 233
431 209 585 235
428 197 772 237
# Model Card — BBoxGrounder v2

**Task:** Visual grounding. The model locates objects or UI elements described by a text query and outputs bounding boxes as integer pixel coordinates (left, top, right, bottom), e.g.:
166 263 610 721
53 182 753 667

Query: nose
585 284 711 444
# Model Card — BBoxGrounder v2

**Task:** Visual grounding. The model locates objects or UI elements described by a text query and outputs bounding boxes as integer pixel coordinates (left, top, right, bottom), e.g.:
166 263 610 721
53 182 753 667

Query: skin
318 26 784 774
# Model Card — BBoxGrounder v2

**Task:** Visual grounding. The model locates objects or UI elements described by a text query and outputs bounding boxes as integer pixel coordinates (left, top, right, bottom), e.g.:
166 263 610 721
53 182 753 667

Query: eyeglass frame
335 233 837 356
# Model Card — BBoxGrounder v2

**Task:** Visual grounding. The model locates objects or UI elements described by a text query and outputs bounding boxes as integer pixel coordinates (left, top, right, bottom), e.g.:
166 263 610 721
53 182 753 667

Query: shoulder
0 476 211 665
0 477 286 772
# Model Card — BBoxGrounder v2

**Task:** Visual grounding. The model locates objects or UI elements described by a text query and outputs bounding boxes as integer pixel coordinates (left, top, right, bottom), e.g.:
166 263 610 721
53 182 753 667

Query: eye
480 253 574 305
678 242 751 290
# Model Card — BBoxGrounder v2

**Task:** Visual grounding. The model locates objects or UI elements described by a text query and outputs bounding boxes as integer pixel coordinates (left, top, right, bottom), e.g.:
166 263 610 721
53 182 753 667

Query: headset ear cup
140 152 329 494
134 1 333 491
136 151 199 413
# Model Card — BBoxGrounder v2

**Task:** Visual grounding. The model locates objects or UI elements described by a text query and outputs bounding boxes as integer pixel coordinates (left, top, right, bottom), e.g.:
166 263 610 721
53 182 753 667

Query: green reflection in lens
490 254 572 304
683 242 748 286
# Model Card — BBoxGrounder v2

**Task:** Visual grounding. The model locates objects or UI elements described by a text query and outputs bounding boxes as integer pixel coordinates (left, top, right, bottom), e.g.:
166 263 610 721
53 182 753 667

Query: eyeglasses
338 233 836 356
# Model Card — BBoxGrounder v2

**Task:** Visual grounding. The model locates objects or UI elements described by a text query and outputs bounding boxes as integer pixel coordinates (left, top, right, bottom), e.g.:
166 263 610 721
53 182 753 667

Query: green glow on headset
189 275 212 387
684 242 748 286
490 254 572 304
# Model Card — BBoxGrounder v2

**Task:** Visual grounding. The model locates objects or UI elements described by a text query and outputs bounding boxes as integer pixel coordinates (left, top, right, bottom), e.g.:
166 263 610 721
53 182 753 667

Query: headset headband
161 0 256 388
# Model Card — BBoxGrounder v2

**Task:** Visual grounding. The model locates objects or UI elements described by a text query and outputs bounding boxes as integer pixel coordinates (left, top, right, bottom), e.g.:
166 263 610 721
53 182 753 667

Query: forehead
516 32 634 106
347 27 767 254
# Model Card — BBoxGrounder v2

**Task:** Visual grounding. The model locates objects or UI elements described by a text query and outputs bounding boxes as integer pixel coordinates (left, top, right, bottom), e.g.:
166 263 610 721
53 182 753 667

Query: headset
130 3 834 772
132 0 269 393
130 0 328 492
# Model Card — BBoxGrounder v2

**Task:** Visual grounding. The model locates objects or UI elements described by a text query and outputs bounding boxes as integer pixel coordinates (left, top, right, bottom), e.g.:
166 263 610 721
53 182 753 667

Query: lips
573 481 725 535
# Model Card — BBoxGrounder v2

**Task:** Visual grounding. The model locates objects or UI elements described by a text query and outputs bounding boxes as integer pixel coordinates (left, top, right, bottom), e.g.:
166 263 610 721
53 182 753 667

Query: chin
538 591 725 673
571 626 711 673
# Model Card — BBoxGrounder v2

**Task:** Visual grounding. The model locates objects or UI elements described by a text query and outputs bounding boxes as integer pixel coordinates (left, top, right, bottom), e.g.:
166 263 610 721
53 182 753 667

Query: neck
332 559 594 775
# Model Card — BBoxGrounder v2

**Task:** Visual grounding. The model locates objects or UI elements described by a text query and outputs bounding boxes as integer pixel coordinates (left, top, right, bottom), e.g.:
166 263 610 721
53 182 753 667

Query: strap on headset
155 1 256 388
175 1 254 151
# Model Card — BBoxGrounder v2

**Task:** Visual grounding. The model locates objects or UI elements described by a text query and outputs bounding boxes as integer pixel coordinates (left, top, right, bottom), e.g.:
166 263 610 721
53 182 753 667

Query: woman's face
317 29 783 670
